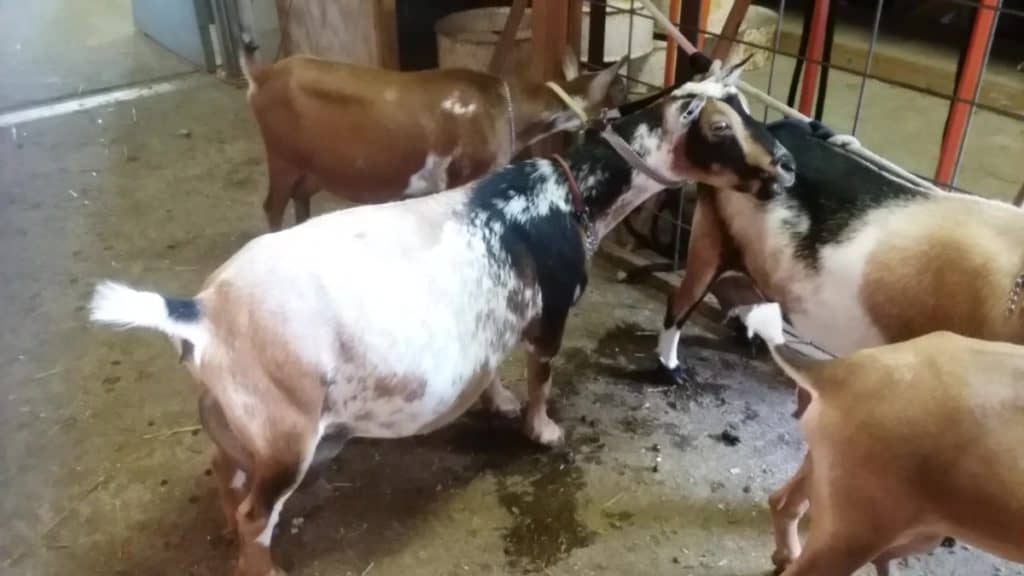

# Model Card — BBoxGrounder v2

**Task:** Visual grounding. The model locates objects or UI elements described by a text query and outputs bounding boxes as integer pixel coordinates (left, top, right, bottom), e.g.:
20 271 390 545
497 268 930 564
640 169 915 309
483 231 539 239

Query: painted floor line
0 73 207 128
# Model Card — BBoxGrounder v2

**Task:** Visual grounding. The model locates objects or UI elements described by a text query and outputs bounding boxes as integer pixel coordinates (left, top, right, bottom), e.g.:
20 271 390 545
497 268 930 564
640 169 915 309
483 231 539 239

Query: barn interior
1 1 1022 575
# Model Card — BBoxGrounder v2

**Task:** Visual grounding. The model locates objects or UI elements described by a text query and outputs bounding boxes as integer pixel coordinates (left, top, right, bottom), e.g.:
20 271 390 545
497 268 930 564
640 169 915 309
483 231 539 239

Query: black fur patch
464 107 655 348
467 162 589 347
165 297 200 322
767 118 929 268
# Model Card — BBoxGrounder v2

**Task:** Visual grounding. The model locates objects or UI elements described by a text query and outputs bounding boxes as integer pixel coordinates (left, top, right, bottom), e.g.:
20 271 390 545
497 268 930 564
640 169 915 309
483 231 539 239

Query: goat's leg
871 534 943 576
199 392 253 535
524 352 563 447
481 374 521 419
263 156 302 231
212 449 247 536
234 427 319 576
657 191 726 384
291 175 319 225
769 454 812 573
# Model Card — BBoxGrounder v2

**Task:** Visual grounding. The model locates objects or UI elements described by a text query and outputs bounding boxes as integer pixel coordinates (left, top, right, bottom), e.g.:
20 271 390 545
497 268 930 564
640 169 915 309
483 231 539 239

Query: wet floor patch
495 452 595 572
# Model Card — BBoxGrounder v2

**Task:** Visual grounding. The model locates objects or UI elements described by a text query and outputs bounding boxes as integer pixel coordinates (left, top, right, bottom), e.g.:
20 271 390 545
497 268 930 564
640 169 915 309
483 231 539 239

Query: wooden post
1014 182 1024 208
710 0 752 62
488 0 528 76
529 0 571 155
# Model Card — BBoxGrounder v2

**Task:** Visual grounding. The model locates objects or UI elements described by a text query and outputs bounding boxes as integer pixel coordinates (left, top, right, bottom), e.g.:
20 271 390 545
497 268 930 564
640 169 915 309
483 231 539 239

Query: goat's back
804 332 1024 561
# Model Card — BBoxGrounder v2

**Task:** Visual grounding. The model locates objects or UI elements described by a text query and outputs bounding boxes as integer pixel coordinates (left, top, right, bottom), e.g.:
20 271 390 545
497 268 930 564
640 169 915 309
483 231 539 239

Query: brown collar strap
550 154 598 258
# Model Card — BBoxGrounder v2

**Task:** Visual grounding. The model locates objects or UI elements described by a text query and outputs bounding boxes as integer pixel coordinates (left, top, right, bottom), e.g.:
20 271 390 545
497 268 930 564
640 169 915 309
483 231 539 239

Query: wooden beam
710 0 751 62
488 0 528 76
375 0 399 69
529 0 570 155
568 0 583 62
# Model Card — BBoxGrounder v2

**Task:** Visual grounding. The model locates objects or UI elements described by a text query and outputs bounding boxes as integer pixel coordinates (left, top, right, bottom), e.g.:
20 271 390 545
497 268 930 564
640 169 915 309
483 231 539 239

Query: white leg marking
254 424 323 547
230 469 247 490
657 327 681 369
403 153 453 197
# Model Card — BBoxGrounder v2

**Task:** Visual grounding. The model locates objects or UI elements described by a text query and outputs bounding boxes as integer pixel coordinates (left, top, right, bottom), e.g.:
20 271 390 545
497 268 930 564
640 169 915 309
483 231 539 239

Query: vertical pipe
951 0 1001 187
763 0 786 121
798 0 830 116
626 0 636 94
587 0 608 67
851 0 884 136
664 0 682 85
935 0 999 185
813 3 835 121
786 5 813 108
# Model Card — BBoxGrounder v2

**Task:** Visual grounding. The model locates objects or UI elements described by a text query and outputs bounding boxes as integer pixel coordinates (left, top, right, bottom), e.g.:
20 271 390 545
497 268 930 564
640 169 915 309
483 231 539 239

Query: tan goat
241 47 626 229
743 302 1024 576
655 117 1024 383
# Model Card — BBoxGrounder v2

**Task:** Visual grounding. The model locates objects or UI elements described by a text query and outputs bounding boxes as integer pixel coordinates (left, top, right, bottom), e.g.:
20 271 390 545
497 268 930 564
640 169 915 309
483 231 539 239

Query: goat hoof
771 552 792 574
526 415 565 447
653 362 691 387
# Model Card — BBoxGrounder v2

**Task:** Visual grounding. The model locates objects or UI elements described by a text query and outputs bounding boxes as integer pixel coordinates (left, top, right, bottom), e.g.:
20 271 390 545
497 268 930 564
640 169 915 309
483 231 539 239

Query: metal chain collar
1008 273 1024 317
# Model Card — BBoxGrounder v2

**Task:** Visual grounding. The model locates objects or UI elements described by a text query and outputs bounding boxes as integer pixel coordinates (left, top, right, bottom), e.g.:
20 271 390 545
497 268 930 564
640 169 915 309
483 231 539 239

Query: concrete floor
2 3 1024 576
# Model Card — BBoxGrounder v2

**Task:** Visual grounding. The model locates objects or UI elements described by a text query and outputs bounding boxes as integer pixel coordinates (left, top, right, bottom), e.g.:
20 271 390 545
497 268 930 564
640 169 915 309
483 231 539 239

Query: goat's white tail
90 281 207 358
734 303 824 397
238 35 268 94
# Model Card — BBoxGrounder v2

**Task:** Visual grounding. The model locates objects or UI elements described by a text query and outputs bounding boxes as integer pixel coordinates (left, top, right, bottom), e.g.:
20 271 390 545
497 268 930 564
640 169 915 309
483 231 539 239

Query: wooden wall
274 0 397 67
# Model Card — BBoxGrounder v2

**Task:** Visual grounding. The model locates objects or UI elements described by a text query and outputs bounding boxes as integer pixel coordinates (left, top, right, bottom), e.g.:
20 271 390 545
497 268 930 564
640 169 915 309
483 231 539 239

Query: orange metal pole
934 0 998 185
797 0 830 116
663 0 683 86
697 0 710 51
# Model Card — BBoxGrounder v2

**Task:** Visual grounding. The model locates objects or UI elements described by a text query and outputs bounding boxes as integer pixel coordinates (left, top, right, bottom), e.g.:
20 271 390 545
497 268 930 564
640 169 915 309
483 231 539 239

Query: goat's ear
585 55 628 106
561 47 581 80
722 53 754 85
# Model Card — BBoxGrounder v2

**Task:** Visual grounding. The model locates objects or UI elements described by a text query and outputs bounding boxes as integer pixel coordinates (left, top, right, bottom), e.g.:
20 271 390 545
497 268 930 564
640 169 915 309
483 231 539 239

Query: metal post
951 0 1002 187
763 0 786 121
797 0 830 116
851 0 884 136
587 0 607 67
935 0 999 185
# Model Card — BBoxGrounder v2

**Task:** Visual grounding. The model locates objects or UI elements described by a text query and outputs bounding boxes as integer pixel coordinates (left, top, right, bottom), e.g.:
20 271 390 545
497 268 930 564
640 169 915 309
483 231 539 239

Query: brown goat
241 49 627 229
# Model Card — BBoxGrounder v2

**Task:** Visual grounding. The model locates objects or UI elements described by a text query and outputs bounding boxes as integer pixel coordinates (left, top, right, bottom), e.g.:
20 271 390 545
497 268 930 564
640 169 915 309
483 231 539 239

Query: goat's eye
710 120 731 134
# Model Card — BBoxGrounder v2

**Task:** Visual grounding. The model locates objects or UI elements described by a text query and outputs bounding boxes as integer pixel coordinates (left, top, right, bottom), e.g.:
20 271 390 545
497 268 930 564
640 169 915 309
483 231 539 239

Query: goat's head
663 58 795 195
557 50 629 118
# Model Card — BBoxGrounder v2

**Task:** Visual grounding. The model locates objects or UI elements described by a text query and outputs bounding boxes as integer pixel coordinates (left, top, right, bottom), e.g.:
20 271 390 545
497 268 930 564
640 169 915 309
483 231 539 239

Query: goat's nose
773 149 796 187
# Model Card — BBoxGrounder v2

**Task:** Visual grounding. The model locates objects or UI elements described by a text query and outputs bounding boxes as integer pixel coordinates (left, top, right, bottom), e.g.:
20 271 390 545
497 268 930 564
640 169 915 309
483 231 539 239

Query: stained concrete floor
2 4 1024 576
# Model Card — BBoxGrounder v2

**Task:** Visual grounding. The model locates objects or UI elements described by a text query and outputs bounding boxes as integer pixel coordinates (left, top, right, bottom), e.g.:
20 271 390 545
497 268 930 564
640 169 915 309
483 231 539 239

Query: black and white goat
657 117 1024 383
89 65 793 576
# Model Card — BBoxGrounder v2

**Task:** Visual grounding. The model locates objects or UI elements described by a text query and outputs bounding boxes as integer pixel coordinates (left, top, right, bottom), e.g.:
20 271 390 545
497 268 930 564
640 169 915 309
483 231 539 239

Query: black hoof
653 361 692 386
725 316 768 357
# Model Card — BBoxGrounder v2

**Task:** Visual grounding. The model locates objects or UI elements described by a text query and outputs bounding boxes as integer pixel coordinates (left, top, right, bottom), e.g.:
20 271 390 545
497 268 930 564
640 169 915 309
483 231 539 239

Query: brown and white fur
88 64 793 576
241 46 627 230
743 302 1024 576
656 118 1024 383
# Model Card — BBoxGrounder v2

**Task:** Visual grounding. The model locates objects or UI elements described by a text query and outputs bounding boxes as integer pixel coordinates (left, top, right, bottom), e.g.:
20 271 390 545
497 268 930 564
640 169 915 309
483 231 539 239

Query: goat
88 63 793 576
656 117 1024 383
743 302 1024 576
241 46 628 230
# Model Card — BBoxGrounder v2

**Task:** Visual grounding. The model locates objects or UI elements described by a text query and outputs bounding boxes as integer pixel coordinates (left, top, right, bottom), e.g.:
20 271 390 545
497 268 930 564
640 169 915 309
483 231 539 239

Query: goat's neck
571 109 671 240
507 78 580 151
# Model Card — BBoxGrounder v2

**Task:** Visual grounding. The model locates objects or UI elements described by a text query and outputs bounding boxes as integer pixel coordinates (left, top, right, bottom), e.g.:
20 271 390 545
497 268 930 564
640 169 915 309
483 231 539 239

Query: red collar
549 154 588 223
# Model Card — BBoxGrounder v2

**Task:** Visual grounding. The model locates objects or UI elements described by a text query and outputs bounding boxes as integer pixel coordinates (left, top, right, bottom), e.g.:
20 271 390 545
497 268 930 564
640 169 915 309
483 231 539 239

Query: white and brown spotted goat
656 117 1024 382
241 45 627 230
88 64 792 576
743 302 1024 576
